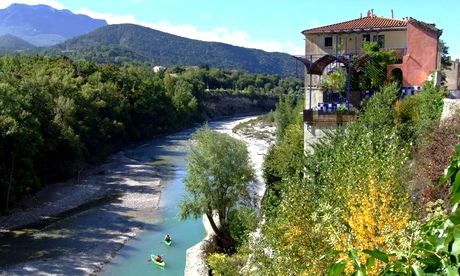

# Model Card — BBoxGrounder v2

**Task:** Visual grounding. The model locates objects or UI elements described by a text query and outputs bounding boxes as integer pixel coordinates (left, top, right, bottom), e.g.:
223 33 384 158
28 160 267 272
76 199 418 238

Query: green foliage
261 122 304 218
257 83 437 274
0 55 297 213
273 93 302 142
329 142 460 275
440 39 452 70
322 69 347 94
357 42 400 90
395 82 446 145
207 253 247 276
359 82 400 129
228 207 257 248
180 126 255 251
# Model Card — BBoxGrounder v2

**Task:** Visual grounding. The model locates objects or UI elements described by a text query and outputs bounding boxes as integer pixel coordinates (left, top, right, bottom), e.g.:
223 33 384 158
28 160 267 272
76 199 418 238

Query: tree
440 39 452 70
322 68 347 95
180 126 255 252
358 42 400 90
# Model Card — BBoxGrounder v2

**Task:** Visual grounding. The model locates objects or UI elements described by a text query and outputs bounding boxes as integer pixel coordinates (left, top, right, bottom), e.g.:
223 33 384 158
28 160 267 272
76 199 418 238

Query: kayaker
155 255 163 262
165 234 171 242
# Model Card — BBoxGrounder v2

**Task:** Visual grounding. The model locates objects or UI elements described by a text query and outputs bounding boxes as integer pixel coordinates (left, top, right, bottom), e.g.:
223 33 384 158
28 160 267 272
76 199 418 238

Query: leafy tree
273 92 302 142
358 42 400 90
440 39 452 70
322 68 347 95
180 126 255 252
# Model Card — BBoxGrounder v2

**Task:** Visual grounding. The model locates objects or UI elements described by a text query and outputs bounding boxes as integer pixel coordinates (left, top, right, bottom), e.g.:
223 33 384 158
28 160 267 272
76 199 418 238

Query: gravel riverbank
0 150 163 275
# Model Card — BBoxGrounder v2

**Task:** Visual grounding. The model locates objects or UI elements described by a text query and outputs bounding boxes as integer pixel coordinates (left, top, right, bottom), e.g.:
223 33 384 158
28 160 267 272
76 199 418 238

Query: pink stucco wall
388 21 439 87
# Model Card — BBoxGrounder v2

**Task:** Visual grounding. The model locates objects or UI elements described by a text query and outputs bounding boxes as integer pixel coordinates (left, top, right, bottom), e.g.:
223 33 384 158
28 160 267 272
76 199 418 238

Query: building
445 59 460 91
152 65 166 73
297 10 443 152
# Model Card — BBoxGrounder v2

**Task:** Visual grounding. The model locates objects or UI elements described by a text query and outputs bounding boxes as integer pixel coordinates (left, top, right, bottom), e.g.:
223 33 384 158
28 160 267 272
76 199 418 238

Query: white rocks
440 98 460 122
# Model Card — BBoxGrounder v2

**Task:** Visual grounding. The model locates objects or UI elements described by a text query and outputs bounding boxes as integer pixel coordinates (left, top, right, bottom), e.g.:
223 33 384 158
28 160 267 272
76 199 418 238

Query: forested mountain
0 4 107 46
53 24 298 76
0 34 35 50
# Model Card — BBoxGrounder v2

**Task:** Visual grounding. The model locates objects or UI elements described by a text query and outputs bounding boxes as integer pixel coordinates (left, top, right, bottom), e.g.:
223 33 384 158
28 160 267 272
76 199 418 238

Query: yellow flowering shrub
338 176 411 274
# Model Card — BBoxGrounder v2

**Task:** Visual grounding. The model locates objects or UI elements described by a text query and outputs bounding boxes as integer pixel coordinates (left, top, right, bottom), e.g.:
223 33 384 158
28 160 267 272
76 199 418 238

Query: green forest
0 55 302 213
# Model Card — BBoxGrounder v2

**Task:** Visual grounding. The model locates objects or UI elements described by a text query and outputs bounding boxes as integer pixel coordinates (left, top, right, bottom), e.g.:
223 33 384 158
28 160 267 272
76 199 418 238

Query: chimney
391 9 394 18
367 9 374 17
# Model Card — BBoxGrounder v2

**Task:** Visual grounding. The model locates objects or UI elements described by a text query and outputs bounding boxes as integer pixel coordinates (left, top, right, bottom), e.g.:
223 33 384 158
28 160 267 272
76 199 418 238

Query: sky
1 0 459 58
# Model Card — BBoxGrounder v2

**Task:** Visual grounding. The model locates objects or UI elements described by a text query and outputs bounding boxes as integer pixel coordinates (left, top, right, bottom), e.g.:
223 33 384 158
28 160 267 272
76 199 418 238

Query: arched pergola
293 54 350 75
293 53 374 110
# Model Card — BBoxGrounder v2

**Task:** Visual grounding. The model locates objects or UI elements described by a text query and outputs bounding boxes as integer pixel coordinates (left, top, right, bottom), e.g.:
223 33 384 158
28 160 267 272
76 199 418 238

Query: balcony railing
314 47 407 58
303 109 357 127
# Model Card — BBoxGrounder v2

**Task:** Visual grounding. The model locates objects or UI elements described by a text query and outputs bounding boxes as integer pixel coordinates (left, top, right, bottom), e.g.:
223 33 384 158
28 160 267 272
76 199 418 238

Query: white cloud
0 0 64 9
76 8 137 24
76 8 302 54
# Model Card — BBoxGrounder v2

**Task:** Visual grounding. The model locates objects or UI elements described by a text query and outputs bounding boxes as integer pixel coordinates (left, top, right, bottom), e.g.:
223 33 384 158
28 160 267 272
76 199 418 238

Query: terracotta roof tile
303 16 408 34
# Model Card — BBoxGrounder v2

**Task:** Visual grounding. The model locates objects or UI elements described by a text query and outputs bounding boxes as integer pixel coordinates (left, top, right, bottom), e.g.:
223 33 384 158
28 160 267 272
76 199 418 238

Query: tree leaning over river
180 126 255 252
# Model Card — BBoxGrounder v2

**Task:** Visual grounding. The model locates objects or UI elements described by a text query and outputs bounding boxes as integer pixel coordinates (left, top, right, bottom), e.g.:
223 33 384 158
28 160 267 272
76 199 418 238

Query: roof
302 15 442 36
303 15 407 34
407 17 442 36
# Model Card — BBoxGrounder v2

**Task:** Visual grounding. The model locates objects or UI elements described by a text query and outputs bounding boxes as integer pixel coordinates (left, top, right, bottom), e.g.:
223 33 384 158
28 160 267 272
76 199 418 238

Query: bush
207 253 246 276
395 82 446 145
410 114 460 211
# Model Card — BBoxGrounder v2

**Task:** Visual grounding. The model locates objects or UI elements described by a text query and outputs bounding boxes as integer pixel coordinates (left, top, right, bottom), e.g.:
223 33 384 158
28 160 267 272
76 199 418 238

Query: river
101 126 205 276
0 115 262 276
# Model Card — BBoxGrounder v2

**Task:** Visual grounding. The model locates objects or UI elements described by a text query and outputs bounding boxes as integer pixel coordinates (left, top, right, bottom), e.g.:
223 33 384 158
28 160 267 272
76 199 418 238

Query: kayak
150 254 165 267
164 238 172 246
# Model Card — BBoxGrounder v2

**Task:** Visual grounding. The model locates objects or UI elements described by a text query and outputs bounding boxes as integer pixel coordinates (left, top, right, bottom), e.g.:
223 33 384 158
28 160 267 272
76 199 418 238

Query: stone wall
304 123 328 154
445 60 460 91
441 98 460 122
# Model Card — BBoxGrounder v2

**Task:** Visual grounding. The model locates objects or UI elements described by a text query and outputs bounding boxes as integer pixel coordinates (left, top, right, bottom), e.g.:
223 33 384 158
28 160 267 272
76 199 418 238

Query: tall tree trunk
206 212 235 253
206 212 222 236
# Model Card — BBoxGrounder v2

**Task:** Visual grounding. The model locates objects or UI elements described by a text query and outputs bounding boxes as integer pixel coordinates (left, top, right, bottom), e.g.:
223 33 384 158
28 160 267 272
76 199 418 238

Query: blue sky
2 0 459 58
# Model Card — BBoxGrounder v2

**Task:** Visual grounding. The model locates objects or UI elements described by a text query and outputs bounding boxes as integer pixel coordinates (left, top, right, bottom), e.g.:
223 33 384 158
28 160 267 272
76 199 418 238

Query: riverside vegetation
204 43 459 275
0 55 303 214
255 82 456 275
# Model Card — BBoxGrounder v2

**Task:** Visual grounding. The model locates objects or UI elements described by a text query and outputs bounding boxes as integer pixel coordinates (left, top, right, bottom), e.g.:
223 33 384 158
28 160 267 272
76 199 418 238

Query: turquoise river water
102 118 245 276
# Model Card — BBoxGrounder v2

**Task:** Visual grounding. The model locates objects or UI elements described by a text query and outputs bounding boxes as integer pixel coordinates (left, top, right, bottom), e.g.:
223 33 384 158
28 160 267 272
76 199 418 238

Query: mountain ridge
55 23 298 76
0 3 107 46
0 33 35 49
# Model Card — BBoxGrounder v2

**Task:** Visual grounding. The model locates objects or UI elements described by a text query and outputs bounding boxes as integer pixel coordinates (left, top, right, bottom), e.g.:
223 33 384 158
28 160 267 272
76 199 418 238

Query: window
324 37 333 47
373 35 385 48
362 34 370 42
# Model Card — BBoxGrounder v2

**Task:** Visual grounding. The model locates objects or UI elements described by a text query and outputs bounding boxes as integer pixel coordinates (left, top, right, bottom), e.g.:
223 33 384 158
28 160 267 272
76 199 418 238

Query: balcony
318 47 407 58
303 109 357 127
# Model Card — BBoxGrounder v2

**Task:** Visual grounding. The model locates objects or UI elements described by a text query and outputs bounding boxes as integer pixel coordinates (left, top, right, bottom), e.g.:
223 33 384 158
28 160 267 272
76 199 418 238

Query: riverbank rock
184 213 220 276
441 98 460 122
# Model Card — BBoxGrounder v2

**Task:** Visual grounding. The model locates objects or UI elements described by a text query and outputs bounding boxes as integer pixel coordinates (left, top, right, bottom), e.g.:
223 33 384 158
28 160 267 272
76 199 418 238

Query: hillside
0 34 35 50
0 4 107 46
55 24 298 76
